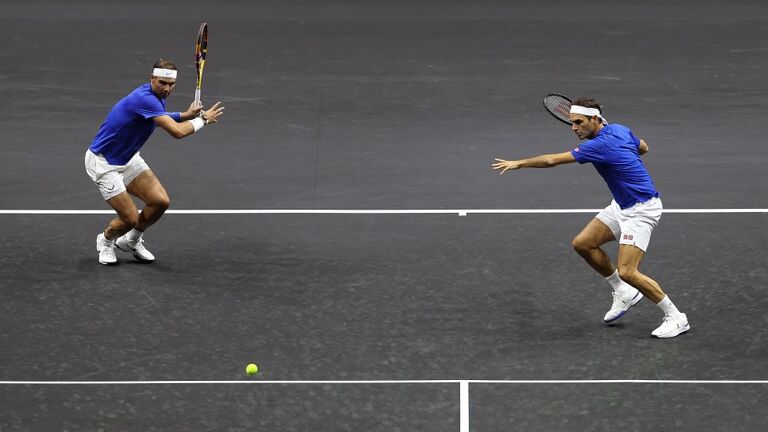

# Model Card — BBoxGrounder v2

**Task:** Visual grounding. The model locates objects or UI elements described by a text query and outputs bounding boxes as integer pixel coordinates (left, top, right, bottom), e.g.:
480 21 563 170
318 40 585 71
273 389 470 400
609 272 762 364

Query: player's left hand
492 158 522 175
201 101 225 124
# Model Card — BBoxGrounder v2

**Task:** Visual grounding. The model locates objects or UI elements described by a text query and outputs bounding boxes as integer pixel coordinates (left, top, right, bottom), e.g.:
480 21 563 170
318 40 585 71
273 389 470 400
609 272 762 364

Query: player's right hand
187 101 204 117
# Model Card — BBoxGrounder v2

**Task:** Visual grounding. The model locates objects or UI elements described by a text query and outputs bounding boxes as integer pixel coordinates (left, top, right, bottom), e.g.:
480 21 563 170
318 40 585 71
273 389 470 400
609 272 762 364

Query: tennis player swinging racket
491 95 689 338
85 24 225 266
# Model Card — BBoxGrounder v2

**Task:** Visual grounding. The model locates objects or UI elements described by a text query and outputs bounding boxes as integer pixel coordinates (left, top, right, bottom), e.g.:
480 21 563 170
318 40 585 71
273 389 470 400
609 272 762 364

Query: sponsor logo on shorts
623 234 634 241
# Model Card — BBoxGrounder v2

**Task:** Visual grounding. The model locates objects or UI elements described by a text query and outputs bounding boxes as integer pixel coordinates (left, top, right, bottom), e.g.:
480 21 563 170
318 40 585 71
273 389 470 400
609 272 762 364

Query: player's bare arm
153 102 226 139
639 139 649 155
492 151 576 174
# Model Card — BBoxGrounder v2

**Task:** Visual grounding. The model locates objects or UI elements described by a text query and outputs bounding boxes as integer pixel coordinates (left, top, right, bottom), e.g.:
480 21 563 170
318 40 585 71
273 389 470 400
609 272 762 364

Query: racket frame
194 22 208 106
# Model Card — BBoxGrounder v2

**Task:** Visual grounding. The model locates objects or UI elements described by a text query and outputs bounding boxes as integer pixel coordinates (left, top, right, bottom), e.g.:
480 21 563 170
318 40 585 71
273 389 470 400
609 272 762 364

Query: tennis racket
543 93 573 125
194 22 208 109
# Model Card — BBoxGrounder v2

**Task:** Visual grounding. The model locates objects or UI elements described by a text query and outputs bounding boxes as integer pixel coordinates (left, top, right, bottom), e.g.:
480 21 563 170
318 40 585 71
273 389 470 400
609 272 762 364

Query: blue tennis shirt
89 83 180 165
570 123 659 209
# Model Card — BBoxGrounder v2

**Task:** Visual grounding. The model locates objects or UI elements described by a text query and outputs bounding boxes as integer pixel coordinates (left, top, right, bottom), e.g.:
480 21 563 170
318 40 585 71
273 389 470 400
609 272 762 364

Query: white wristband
191 117 205 132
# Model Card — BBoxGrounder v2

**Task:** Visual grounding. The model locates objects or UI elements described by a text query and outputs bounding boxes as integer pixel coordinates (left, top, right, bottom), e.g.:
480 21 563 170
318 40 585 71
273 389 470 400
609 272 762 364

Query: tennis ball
245 363 259 376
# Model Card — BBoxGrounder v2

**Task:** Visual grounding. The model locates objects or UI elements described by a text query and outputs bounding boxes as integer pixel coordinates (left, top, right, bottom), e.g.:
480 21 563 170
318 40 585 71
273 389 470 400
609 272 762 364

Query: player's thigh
126 170 169 206
574 217 617 248
617 244 645 274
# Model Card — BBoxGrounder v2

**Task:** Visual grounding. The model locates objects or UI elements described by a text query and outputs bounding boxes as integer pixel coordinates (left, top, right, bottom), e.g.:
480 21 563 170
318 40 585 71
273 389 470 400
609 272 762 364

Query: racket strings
543 95 572 125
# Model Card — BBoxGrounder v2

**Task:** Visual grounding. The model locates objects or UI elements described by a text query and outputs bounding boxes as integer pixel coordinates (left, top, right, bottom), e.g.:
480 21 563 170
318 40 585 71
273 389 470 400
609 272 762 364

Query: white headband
152 68 178 79
570 105 607 123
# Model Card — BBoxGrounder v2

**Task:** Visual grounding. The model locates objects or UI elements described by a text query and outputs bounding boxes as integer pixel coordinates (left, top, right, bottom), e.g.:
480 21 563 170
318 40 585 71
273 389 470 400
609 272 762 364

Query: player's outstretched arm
492 151 576 175
153 102 226 139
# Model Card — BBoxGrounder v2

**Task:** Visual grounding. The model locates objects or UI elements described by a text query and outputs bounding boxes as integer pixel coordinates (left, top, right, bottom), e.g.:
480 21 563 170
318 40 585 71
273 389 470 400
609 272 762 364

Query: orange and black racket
194 22 208 108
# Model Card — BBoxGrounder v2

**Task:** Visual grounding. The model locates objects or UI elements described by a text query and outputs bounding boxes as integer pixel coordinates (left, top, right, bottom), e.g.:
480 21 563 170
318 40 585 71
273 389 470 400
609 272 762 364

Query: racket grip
194 89 201 103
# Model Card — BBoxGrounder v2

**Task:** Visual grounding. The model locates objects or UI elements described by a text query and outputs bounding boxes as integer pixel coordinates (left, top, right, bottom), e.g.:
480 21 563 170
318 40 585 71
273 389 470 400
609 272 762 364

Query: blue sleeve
134 95 167 120
169 112 182 122
571 138 607 164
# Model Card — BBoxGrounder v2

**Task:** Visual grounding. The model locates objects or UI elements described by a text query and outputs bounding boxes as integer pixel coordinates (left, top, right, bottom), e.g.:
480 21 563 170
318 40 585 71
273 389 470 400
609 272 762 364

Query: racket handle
194 89 201 103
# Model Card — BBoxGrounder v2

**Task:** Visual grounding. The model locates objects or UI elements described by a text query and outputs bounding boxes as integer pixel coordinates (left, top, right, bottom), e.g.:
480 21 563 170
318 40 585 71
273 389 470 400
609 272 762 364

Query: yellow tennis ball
245 363 259 376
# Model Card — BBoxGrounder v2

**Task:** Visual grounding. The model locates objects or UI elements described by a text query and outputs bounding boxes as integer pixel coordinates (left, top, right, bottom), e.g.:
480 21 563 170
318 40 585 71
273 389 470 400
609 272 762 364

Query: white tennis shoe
652 313 690 338
603 288 643 323
96 233 117 265
115 234 155 262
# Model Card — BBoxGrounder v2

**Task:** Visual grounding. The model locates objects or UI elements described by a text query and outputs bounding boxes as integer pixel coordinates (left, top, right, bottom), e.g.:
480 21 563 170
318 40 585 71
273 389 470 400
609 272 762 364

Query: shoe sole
603 292 643 323
99 258 118 266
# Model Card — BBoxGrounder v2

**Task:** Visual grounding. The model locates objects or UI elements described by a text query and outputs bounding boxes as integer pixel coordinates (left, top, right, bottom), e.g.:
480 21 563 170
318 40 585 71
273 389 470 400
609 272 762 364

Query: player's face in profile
150 76 176 99
569 114 601 140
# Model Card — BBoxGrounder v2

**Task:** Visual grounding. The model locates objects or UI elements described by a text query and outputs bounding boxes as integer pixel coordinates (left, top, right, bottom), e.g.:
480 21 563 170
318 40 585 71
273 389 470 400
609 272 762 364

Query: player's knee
148 195 170 211
572 236 593 255
617 267 639 284
157 196 170 211
122 213 140 228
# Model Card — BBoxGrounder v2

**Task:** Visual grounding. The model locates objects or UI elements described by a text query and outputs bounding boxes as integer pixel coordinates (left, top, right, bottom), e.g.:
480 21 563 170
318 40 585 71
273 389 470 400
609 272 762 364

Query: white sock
100 232 115 245
657 296 681 316
125 228 143 242
605 270 633 294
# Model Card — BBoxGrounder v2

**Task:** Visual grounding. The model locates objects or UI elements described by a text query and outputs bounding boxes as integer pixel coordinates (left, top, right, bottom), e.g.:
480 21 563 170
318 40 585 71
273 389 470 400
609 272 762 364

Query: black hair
153 59 177 70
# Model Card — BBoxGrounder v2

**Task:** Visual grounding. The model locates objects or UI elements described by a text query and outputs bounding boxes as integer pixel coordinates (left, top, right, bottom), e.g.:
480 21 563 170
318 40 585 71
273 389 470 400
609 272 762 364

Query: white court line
0 380 455 385
5 378 765 432
0 209 767 215
2 379 768 385
460 381 469 432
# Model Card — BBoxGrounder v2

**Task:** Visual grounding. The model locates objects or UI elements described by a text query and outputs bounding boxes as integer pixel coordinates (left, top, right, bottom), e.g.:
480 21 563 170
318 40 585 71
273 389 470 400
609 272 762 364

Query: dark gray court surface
2 1 768 431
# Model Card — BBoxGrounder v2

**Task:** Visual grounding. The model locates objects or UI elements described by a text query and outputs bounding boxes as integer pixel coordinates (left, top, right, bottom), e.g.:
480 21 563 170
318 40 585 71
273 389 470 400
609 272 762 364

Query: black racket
543 93 573 125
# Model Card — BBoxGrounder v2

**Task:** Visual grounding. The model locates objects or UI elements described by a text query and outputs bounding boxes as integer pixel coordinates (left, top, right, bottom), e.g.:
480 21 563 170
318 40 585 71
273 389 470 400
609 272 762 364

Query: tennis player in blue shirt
85 60 225 265
492 97 689 338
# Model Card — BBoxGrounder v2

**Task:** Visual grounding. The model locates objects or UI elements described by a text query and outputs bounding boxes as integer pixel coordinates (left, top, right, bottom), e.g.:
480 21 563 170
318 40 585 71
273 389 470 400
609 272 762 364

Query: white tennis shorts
84 150 150 200
596 197 662 252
